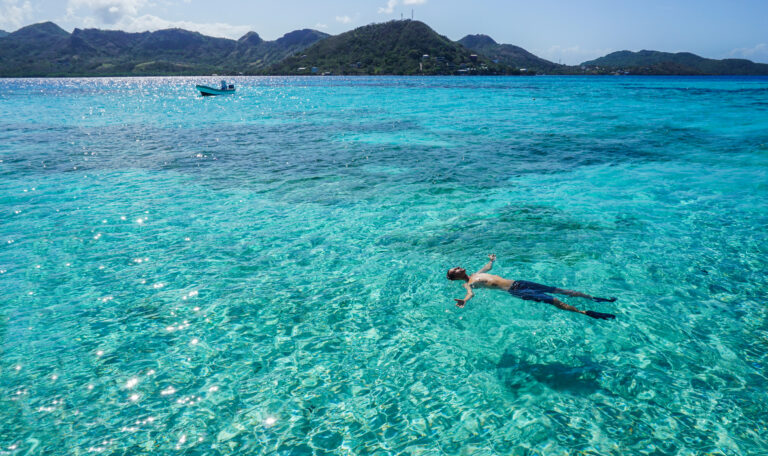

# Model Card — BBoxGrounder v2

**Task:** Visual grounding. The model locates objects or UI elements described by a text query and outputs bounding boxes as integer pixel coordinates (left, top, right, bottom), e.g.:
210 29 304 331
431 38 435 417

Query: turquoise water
0 76 767 455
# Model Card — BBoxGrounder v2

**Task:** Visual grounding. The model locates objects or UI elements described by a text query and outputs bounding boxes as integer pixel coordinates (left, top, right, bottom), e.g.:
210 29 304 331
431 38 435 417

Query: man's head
446 267 467 281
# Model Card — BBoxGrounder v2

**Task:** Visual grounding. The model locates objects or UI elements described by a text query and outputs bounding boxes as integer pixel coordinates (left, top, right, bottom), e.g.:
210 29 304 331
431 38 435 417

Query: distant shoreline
3 74 768 79
3 21 768 78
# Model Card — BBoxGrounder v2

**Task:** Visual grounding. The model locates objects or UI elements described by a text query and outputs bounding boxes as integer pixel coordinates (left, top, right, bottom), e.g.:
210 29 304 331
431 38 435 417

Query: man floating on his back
447 255 617 320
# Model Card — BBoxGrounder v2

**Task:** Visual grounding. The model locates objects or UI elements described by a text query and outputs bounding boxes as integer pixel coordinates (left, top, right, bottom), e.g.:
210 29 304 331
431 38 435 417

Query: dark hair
446 268 462 280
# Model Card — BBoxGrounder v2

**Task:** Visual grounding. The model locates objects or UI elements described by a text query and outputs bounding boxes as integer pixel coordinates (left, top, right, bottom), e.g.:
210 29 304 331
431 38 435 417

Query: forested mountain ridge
264 20 521 75
581 50 768 75
0 22 328 76
457 34 561 73
2 21 767 77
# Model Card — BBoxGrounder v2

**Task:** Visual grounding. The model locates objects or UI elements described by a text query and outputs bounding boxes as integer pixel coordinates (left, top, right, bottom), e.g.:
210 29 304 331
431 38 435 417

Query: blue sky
1 0 767 64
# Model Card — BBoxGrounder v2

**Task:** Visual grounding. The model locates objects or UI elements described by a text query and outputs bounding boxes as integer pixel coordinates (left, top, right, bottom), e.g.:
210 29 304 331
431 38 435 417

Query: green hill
581 50 768 75
234 29 329 72
0 22 329 77
4 21 768 77
457 34 560 73
264 20 519 75
0 22 81 76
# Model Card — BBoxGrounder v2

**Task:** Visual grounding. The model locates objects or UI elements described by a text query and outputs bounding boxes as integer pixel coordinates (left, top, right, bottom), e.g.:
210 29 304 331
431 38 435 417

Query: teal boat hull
196 85 236 96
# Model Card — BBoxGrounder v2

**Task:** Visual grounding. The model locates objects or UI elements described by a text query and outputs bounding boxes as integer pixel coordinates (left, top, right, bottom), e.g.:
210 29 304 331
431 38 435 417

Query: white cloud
378 0 397 14
335 15 352 24
378 0 427 14
63 0 252 39
315 22 328 29
114 14 252 38
0 0 35 30
730 43 768 63
68 0 147 24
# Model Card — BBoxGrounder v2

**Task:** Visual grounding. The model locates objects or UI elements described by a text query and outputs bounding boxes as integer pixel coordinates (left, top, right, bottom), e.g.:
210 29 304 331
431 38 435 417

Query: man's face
448 267 465 279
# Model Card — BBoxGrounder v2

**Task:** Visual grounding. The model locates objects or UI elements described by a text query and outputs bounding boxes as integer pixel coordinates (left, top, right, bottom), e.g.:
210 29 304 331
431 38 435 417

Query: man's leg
552 287 593 299
511 289 616 320
552 298 616 320
551 298 586 315
552 287 616 303
516 281 604 301
509 286 582 313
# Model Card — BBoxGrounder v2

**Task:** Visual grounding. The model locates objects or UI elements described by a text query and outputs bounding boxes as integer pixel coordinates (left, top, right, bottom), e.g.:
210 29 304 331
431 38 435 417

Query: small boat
196 80 235 96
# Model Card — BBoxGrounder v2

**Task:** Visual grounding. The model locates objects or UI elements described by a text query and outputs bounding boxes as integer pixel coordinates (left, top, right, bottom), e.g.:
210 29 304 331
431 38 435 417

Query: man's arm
477 254 496 274
455 283 474 308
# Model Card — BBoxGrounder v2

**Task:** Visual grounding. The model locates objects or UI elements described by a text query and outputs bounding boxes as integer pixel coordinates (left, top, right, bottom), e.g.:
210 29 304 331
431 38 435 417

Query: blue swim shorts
508 280 557 305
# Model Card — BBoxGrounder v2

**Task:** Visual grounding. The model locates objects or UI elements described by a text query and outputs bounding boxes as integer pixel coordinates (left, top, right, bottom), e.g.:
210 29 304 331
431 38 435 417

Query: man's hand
454 299 466 308
488 254 496 262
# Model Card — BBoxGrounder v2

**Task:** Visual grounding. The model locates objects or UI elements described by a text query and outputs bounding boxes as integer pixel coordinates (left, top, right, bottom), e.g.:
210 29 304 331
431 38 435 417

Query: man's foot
592 296 617 303
586 310 616 320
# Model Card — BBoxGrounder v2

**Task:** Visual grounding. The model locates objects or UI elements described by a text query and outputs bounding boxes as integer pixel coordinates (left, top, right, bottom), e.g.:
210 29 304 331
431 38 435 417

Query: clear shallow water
0 76 767 455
